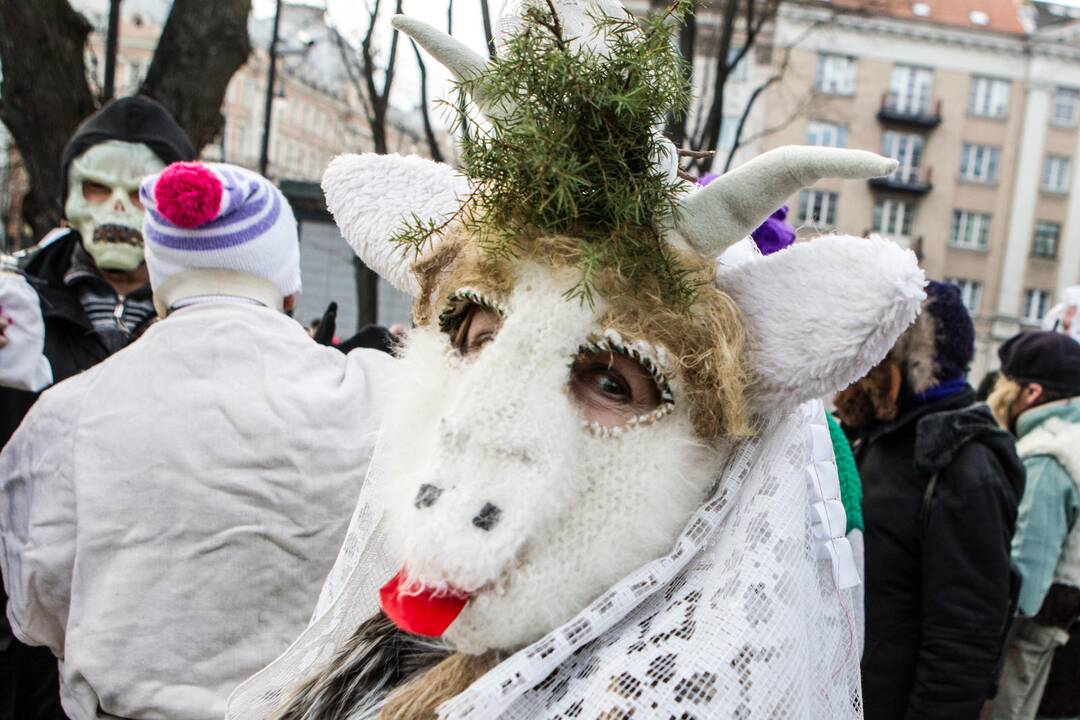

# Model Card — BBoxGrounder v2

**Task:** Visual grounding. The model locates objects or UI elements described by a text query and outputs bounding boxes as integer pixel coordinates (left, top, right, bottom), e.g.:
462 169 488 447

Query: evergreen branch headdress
320 0 921 412
388 0 897 309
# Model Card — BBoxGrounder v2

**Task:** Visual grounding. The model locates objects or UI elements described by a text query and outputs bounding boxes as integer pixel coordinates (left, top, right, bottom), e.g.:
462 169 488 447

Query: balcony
869 166 934 195
877 93 943 129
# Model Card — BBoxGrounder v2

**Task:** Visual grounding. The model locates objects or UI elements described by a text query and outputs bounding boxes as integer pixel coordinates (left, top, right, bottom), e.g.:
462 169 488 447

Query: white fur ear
715 234 926 412
322 153 469 295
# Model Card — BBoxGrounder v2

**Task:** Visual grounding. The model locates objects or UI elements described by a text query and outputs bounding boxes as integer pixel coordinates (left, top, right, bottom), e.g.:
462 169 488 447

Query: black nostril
414 484 443 509
472 503 502 531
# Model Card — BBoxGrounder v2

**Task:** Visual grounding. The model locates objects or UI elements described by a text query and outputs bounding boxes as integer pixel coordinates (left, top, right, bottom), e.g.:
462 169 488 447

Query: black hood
914 402 1024 493
60 96 195 206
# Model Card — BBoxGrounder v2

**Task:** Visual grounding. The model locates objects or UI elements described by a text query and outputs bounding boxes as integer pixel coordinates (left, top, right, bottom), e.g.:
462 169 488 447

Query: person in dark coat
0 96 193 720
0 96 194 448
835 280 1025 720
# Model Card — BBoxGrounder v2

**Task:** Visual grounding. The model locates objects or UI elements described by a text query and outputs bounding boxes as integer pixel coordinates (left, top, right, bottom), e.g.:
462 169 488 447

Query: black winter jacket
853 388 1024 720
0 233 153 448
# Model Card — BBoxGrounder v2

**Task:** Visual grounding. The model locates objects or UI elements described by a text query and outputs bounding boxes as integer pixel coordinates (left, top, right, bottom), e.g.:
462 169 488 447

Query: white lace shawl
226 400 862 719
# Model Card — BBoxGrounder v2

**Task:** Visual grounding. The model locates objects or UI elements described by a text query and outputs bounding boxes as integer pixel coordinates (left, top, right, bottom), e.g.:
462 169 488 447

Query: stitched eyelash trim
576 331 676 438
438 287 506 334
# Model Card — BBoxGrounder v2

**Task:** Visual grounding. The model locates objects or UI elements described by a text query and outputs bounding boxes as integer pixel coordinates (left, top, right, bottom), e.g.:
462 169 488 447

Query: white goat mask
64 140 164 271
322 0 924 663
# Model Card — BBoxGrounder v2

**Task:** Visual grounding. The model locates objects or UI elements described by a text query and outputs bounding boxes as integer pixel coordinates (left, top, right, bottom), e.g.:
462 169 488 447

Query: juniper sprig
393 0 698 310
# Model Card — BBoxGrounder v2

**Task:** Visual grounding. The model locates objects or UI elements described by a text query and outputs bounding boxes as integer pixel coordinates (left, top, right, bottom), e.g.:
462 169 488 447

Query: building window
1023 289 1052 323
950 210 991 250
1032 221 1060 258
959 142 1000 183
1042 155 1071 193
887 65 933 115
968 76 1010 118
1051 87 1080 127
882 131 924 182
946 278 982 314
813 54 856 96
797 189 838 228
727 47 749 82
805 120 847 148
873 199 914 238
718 114 740 149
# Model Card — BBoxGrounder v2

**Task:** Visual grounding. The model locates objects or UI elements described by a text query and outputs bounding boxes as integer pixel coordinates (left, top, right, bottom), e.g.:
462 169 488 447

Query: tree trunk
666 9 695 148
140 0 253 154
354 257 379 328
0 0 96 239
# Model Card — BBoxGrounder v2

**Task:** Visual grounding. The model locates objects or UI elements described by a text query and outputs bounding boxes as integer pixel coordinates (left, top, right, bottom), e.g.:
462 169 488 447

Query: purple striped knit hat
140 162 301 297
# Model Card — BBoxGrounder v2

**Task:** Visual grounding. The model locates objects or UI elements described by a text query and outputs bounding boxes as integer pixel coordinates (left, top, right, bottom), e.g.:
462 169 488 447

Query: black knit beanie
926 280 975 381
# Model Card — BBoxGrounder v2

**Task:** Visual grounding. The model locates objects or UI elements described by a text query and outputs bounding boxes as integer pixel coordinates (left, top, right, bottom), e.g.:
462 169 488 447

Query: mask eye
453 305 502 356
570 338 675 430
439 289 505 357
129 189 144 209
82 181 111 203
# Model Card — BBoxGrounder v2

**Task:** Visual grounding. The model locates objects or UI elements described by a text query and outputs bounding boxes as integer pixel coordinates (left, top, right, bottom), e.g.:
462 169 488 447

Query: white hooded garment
0 301 396 720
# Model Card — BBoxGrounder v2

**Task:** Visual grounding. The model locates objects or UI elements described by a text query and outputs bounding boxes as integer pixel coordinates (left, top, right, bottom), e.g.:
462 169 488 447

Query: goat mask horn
390 16 509 121
674 146 898 257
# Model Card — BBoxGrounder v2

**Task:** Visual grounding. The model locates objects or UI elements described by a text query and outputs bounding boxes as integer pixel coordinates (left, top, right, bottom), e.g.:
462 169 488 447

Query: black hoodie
60 96 194 206
853 387 1025 720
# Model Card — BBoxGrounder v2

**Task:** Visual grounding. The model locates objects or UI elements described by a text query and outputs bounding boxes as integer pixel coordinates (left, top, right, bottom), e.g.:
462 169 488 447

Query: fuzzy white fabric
227 399 864 720
378 264 719 654
1016 412 1080 589
0 273 53 392
1042 285 1080 341
322 153 469 296
0 303 396 720
715 233 926 414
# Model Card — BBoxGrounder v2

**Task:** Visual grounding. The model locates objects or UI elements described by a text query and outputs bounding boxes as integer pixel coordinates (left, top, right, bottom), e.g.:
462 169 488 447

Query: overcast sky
251 0 511 115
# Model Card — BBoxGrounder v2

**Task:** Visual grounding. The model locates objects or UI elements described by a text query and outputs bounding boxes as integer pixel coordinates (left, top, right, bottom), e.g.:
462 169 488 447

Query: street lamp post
258 0 284 177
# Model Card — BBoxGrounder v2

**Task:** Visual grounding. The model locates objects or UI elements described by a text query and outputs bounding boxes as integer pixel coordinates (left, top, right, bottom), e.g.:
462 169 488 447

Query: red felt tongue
379 569 471 637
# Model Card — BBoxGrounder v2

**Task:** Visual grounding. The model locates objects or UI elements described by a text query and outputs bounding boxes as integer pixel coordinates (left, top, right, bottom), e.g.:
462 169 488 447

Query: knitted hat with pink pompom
140 161 301 298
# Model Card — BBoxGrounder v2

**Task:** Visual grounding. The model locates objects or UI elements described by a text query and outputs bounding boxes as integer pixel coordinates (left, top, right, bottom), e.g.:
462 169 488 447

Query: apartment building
748 0 1080 378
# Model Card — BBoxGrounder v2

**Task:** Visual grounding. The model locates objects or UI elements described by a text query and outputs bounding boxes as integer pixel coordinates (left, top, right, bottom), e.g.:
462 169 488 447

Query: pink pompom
153 162 223 228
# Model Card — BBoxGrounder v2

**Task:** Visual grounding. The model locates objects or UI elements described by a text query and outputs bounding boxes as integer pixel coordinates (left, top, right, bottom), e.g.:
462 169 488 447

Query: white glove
0 272 53 392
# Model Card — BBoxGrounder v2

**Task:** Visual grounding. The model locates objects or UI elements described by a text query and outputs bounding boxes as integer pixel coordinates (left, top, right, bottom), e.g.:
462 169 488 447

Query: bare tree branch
358 0 404 154
690 0 780 172
140 0 252 153
722 18 827 172
479 0 497 58
666 7 695 147
411 39 445 162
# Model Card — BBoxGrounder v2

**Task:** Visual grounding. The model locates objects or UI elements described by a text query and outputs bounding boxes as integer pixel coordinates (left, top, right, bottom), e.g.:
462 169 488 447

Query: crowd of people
0 2 1079 719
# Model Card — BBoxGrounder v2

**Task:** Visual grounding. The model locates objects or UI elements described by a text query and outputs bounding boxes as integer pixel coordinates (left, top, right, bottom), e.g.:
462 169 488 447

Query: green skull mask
64 140 165 272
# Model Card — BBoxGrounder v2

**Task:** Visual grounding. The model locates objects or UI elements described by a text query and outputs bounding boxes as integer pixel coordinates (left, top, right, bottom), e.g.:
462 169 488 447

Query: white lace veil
226 398 862 719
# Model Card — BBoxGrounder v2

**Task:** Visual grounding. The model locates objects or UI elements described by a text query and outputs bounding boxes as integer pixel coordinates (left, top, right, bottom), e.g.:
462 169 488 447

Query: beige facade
729 1 1080 379
86 4 430 182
